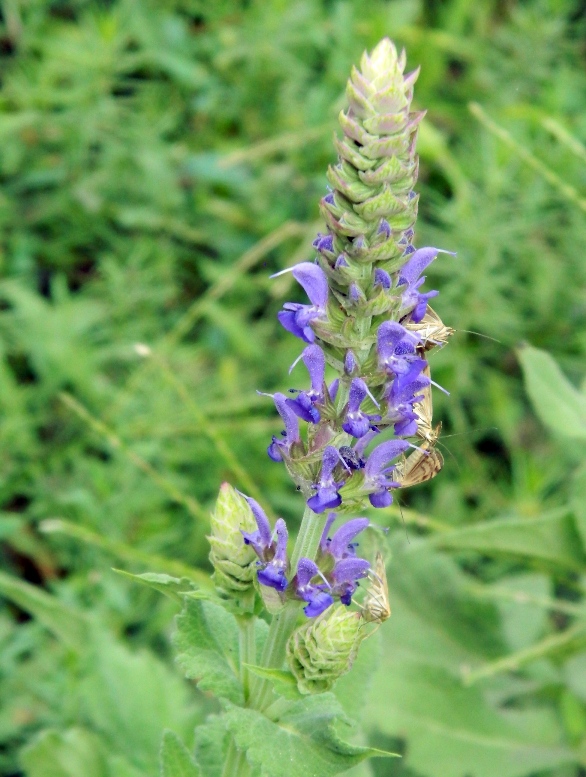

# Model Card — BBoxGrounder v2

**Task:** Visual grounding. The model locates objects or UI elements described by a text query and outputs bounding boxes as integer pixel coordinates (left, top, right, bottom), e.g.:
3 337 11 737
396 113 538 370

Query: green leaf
491 573 550 651
517 344 586 439
383 538 506 669
160 731 200 777
82 628 200 775
114 570 197 603
193 716 228 777
173 598 243 704
20 728 109 777
365 662 574 777
0 570 87 650
223 695 395 777
564 652 586 703
431 510 586 570
243 665 303 701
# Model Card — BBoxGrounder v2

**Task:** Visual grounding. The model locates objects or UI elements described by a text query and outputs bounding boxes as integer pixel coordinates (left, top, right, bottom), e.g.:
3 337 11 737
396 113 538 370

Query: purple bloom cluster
265 245 451 513
242 495 370 617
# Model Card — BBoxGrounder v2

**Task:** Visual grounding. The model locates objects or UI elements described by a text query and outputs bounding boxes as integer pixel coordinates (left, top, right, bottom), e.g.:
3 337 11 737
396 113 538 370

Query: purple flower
344 350 358 376
295 558 333 617
277 263 329 343
286 345 325 424
377 321 423 376
331 556 370 605
364 439 410 508
322 516 370 559
312 232 334 254
267 392 301 462
295 516 371 615
397 247 454 323
374 268 391 289
385 362 431 437
342 379 381 438
241 496 272 558
378 219 391 239
307 446 347 514
241 499 289 592
257 518 289 591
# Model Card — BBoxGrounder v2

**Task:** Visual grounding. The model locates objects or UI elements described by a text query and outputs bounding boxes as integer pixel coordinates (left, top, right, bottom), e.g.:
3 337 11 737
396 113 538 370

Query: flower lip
275 263 329 343
342 378 381 439
377 321 422 375
364 438 410 508
256 517 289 592
286 345 326 424
328 517 370 560
307 446 348 514
241 496 273 558
262 392 301 461
295 557 334 617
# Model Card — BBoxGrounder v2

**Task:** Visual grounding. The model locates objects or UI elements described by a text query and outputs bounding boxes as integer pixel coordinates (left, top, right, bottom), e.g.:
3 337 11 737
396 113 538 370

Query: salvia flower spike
204 39 454 709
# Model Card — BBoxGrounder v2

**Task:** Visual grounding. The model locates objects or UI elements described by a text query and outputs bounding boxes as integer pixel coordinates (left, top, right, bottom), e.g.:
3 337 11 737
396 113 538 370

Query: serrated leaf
224 695 395 777
365 662 574 777
517 345 586 439
0 570 87 650
193 716 228 777
82 628 200 774
431 510 586 570
173 599 243 704
20 728 109 777
160 730 200 777
114 570 197 602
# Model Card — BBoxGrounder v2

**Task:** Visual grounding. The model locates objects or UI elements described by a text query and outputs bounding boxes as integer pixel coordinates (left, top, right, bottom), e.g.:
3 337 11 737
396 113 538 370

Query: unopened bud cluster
208 483 258 598
287 606 365 694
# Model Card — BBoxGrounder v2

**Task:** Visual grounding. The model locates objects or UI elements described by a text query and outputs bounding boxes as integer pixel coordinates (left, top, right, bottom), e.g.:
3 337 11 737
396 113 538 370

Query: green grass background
1 0 586 775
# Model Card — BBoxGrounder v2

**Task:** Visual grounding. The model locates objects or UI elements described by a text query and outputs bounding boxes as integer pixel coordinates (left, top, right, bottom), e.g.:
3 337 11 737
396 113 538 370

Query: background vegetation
1 0 586 775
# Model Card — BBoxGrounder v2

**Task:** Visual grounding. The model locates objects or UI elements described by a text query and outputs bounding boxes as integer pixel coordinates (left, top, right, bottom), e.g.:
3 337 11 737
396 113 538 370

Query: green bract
287 606 366 694
208 483 258 597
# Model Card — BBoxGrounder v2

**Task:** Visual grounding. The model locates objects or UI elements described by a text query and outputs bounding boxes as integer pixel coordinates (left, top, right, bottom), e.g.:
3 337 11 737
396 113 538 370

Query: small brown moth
361 552 391 624
404 305 454 352
396 434 444 488
413 363 436 444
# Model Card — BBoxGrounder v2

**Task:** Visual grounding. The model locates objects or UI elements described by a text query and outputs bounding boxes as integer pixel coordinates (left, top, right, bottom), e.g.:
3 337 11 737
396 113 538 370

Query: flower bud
286 605 365 694
208 483 258 597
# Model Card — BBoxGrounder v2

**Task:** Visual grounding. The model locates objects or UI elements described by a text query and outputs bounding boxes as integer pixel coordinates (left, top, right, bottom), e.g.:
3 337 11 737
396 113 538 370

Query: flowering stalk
150 37 455 777
243 39 454 696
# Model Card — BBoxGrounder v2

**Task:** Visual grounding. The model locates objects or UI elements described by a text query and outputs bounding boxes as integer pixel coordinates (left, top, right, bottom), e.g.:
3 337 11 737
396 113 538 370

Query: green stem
221 738 249 777
238 615 256 703
222 617 256 777
250 505 326 710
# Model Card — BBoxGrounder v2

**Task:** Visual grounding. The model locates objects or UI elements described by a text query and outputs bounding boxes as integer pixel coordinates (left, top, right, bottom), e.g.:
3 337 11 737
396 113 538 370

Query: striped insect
404 305 454 352
396 432 444 488
360 552 391 625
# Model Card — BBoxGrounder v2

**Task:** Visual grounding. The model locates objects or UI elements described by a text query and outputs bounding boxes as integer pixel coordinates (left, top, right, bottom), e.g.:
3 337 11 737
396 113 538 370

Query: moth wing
398 444 443 487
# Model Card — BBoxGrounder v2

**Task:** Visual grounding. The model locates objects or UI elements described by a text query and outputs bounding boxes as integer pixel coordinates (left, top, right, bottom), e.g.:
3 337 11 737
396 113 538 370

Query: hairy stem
221 738 249 777
250 505 326 710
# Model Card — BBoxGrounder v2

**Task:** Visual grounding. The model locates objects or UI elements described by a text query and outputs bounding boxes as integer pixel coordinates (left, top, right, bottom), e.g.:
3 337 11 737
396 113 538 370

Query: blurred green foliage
1 0 586 775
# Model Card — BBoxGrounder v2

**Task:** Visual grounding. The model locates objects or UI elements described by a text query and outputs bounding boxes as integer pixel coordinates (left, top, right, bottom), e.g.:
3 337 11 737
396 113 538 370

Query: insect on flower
396 433 444 488
360 552 391 625
404 305 454 352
